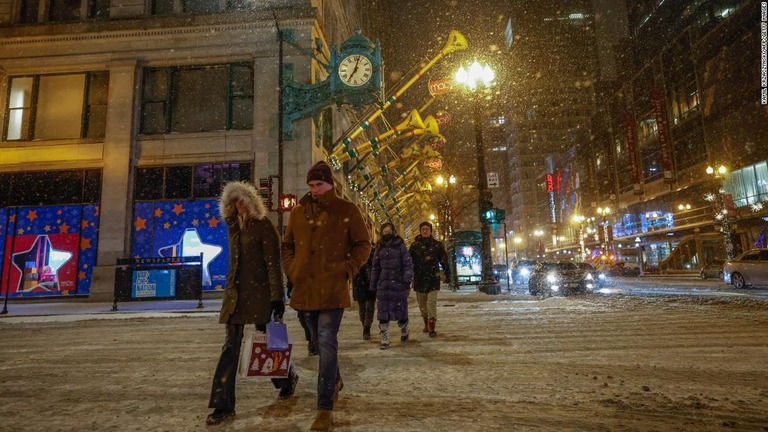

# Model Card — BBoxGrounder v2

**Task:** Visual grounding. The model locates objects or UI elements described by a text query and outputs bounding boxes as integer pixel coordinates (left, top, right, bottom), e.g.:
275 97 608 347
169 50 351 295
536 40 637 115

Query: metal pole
474 97 499 295
274 10 285 235
1 208 18 315
503 221 510 291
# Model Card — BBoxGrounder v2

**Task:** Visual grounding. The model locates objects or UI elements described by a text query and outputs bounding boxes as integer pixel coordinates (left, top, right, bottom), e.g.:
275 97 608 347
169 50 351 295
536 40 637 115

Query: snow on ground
1 291 767 431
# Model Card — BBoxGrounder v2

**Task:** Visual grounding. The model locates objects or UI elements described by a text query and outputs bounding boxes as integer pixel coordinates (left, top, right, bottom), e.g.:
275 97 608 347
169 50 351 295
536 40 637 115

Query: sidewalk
0 298 223 318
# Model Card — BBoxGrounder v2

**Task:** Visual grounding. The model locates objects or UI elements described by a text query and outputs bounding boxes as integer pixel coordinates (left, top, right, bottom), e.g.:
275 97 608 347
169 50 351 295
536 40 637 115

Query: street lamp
455 60 499 294
434 173 456 241
513 237 522 261
705 165 735 259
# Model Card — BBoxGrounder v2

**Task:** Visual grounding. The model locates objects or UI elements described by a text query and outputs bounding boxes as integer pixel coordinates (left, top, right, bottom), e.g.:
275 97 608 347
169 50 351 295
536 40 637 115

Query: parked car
511 260 538 285
723 249 768 289
576 262 608 287
700 260 725 280
528 261 595 297
608 262 641 277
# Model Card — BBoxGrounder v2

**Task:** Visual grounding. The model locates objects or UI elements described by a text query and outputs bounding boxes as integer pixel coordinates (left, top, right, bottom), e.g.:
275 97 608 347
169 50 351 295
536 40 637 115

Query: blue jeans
304 309 344 410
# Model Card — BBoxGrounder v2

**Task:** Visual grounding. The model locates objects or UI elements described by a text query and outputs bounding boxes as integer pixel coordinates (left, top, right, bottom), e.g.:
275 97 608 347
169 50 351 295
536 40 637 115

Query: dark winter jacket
218 181 284 325
352 253 375 302
409 235 450 293
371 236 414 322
282 189 372 311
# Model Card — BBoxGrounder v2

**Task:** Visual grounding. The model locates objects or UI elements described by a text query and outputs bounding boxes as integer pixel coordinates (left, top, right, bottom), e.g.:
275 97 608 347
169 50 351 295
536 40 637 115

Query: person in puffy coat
409 221 450 338
370 222 414 349
207 181 298 425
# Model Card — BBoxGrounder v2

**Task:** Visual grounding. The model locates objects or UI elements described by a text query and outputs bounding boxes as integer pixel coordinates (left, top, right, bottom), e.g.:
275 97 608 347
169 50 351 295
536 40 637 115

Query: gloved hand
270 300 285 321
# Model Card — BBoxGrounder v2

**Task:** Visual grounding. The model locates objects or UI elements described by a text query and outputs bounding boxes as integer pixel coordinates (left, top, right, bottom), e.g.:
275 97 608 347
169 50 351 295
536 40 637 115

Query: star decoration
205 204 211 209
57 210 62 215
192 219 199 227
172 204 184 216
80 238 92 251
751 202 764 212
208 216 219 228
134 217 147 231
11 235 73 293
26 210 38 221
81 220 89 230
154 208 164 217
9 214 15 222
17 228 24 235
59 223 70 234
95 206 100 216
44 225 51 232
158 228 223 286
78 271 87 280
704 193 716 202
163 222 171 229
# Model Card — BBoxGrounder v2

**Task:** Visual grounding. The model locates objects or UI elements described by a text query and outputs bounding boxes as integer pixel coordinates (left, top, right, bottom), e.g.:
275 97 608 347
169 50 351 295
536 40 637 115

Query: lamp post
596 206 612 255
705 165 735 259
434 174 457 241
572 214 586 262
533 229 544 257
513 236 522 261
455 61 499 294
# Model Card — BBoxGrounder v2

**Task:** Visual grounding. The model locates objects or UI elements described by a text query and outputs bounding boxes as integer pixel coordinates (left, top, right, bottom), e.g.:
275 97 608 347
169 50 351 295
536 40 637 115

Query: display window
0 205 99 297
131 200 227 291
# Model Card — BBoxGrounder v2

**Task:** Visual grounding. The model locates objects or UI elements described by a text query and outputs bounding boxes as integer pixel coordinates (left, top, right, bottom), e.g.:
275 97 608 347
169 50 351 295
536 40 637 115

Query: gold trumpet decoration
330 110 424 167
328 30 467 167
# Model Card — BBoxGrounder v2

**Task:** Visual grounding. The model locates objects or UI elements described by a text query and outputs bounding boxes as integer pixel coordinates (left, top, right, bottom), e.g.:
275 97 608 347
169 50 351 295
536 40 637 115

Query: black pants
209 323 296 411
357 299 376 328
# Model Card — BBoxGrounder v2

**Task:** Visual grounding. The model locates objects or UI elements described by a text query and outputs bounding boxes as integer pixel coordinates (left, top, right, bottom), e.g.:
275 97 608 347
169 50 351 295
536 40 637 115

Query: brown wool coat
282 189 371 311
218 181 284 325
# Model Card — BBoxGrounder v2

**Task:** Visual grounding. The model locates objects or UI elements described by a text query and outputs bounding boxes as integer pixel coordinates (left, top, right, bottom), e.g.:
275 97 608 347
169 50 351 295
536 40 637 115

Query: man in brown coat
207 181 298 425
282 161 371 431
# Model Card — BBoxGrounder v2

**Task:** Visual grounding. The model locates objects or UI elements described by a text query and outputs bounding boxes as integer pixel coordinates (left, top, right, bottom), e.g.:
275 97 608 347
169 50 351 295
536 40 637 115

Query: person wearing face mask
282 161 371 431
409 221 450 338
369 222 414 350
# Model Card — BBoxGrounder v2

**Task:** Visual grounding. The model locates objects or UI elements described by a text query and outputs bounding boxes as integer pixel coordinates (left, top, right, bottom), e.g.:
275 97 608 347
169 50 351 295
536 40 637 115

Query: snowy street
2 288 767 431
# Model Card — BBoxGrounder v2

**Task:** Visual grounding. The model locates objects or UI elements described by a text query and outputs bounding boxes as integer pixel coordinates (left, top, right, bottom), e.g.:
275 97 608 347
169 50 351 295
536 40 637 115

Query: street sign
487 172 499 188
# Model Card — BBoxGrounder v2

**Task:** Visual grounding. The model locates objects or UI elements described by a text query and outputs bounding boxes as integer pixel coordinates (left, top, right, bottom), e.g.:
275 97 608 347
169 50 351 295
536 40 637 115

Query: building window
152 0 174 15
88 0 110 18
183 0 224 13
135 163 252 201
18 0 39 23
49 0 82 22
140 64 253 135
0 169 101 207
4 72 109 141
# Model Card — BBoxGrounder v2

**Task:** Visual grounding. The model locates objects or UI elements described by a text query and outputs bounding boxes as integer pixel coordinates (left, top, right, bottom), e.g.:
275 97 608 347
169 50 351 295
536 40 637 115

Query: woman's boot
422 317 429 333
428 318 437 338
379 322 390 349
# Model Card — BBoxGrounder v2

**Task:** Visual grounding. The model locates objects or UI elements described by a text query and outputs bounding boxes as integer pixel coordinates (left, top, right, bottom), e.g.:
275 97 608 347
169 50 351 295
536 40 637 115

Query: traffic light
483 208 497 221
278 194 297 212
258 177 273 210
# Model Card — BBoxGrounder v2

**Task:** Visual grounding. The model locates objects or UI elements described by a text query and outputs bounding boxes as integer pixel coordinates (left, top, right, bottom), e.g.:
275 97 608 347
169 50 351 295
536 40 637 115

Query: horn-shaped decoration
330 109 424 161
329 30 467 164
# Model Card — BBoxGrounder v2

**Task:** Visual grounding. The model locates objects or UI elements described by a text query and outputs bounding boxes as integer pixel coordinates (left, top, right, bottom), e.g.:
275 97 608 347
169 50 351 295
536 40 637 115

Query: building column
89 60 138 302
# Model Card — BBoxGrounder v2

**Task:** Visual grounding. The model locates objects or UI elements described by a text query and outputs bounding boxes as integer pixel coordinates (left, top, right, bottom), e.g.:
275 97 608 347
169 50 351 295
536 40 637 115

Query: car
699 260 725 280
511 260 538 285
492 264 509 280
723 249 768 289
528 261 596 297
575 262 608 287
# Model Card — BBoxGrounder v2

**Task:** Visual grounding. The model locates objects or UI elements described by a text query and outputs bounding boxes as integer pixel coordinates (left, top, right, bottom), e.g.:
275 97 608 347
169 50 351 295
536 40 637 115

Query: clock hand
349 56 361 81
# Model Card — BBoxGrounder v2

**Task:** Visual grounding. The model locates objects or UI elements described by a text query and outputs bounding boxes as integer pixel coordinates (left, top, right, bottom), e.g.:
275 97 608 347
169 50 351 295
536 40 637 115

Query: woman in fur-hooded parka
218 181 284 325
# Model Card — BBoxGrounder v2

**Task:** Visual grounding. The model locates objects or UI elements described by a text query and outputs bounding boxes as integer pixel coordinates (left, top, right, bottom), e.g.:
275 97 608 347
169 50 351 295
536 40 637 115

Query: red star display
80 238 92 251
59 223 70 234
26 210 38 221
172 204 184 216
154 208 164 217
208 216 219 228
134 217 147 231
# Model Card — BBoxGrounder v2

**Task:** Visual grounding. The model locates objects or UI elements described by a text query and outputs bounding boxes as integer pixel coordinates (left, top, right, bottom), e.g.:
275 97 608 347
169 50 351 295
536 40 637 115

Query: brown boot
428 318 437 338
310 409 333 431
422 317 429 333
333 377 344 403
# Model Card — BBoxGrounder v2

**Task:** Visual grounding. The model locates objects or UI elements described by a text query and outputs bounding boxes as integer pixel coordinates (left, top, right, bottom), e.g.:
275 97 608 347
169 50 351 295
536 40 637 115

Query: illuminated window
4 72 109 141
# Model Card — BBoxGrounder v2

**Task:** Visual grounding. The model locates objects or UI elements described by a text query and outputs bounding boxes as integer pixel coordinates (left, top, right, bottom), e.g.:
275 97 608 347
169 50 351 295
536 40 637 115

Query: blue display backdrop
0 204 99 298
131 200 227 292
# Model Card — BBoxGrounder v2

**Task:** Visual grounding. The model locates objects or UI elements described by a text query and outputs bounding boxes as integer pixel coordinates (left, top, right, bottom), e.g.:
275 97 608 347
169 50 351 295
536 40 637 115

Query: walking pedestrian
207 181 298 426
352 248 376 340
409 221 450 338
370 222 414 349
282 161 372 431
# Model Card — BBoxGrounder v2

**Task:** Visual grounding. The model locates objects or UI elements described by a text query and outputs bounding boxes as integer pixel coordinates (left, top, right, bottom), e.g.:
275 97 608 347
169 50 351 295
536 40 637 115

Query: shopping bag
238 331 292 379
266 312 290 351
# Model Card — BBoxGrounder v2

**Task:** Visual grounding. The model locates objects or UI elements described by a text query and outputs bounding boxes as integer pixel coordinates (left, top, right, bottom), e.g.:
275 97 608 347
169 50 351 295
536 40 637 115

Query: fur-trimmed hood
219 181 268 221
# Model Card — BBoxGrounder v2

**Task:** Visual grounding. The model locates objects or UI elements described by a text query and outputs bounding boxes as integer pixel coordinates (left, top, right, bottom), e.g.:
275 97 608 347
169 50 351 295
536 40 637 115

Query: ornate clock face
338 54 373 87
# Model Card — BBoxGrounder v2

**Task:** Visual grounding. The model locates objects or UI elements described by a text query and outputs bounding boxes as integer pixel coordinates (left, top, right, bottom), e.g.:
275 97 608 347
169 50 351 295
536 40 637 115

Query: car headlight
546 273 557 283
520 268 530 276
550 285 560 292
585 273 594 281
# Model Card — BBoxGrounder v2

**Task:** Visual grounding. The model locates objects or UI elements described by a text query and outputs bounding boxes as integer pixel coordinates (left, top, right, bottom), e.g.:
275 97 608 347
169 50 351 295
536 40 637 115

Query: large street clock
331 27 383 108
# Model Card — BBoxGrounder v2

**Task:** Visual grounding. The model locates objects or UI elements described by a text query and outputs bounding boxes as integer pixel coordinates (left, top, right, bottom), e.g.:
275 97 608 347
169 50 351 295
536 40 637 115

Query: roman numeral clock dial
338 54 373 87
